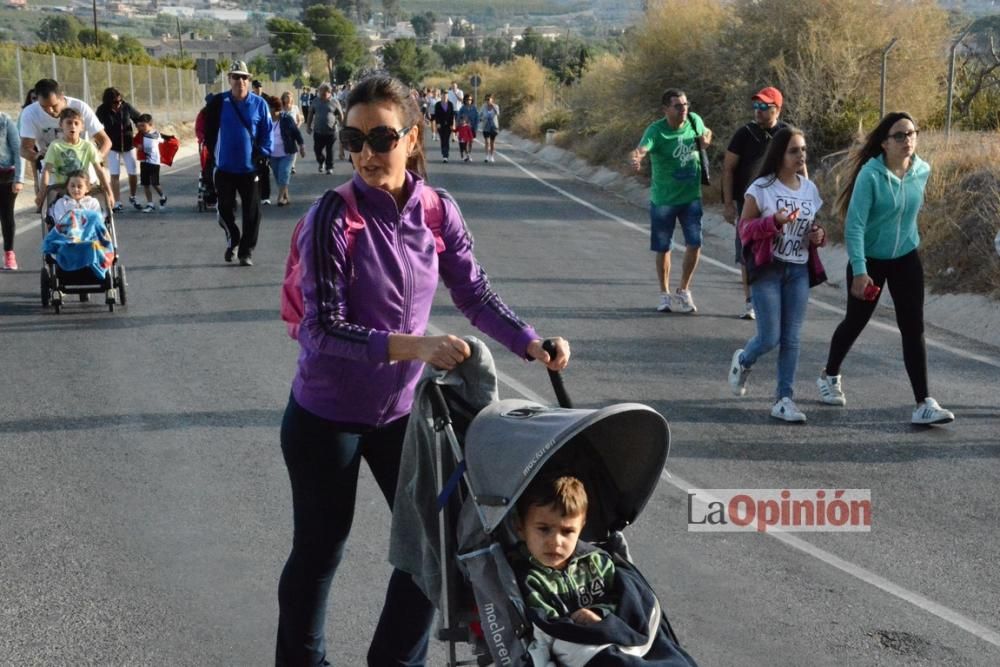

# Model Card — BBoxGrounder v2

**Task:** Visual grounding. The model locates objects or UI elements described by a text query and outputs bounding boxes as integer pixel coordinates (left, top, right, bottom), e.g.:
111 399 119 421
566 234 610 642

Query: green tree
304 6 365 67
382 0 401 26
37 15 83 43
78 28 116 49
115 36 149 62
410 12 436 40
267 17 313 55
381 38 431 84
229 23 254 40
476 36 514 65
514 28 545 60
432 43 465 69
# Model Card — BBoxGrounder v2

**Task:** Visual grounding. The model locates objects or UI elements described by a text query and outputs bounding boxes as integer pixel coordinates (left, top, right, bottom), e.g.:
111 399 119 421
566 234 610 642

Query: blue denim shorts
649 199 703 252
271 155 294 186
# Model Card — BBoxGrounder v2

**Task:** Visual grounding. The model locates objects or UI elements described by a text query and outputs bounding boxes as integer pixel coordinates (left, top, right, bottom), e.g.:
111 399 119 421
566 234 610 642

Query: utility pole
177 16 184 57
92 0 98 42
879 37 899 118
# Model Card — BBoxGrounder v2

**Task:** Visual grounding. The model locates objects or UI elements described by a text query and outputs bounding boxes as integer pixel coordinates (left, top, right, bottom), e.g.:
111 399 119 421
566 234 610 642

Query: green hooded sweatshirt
844 154 930 276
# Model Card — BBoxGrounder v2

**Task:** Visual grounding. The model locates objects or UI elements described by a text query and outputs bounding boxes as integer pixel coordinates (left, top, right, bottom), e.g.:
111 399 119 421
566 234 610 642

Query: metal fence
0 45 204 125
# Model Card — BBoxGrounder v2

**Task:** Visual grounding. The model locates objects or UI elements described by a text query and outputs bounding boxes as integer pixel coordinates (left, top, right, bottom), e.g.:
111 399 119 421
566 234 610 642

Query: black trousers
825 249 929 402
313 133 335 170
0 182 15 252
201 154 217 206
256 159 271 201
214 169 261 260
438 128 452 158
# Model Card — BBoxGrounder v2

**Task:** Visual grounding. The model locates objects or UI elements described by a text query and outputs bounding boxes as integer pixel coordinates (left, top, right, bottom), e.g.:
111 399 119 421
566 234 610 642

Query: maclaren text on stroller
390 339 699 666
39 187 127 313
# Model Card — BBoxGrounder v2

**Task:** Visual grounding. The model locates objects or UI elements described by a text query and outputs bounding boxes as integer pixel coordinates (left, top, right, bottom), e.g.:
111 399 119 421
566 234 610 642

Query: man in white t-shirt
447 81 464 111
19 79 110 193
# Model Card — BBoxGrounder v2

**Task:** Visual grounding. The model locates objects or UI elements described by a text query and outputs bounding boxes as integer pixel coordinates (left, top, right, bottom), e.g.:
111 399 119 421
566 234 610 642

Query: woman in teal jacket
817 112 954 425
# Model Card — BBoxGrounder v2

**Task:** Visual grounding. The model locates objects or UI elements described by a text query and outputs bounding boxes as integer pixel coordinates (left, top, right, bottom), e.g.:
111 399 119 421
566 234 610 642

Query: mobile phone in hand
863 284 881 301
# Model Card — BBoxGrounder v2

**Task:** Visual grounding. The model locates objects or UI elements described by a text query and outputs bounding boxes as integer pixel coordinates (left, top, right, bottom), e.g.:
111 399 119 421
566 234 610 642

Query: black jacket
432 101 456 130
96 101 141 153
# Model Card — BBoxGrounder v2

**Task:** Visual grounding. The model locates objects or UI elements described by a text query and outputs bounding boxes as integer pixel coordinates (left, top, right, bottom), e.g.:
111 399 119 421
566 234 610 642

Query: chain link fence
0 45 204 126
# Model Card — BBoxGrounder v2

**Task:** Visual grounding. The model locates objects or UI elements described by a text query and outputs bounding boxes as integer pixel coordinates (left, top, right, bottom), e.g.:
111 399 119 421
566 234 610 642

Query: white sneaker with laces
728 349 750 396
672 288 697 313
740 300 756 320
816 373 847 406
142 203 155 213
656 293 671 312
911 398 955 425
771 397 807 423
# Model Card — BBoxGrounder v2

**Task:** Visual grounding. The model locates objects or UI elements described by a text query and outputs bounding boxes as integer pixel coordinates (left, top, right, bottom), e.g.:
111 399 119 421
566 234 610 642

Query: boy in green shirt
38 108 113 209
631 88 712 314
512 475 617 626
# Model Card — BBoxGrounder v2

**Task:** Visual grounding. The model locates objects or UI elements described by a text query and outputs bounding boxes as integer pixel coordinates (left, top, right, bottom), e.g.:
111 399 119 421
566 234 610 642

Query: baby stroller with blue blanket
390 339 698 666
39 187 127 313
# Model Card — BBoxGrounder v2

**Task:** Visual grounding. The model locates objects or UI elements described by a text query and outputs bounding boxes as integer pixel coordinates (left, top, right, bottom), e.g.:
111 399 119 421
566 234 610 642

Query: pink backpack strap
333 182 366 258
419 186 446 254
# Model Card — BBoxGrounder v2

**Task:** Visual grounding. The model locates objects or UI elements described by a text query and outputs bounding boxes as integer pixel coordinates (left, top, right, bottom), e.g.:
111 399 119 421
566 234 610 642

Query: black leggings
0 183 15 252
824 249 928 403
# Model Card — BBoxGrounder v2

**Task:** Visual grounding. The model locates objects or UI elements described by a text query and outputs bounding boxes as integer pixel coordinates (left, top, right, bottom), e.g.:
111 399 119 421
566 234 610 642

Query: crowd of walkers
420 82 501 163
631 85 954 426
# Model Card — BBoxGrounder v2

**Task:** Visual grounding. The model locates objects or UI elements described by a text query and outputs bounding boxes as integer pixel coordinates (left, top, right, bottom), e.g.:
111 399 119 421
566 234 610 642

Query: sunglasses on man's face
231 74 249 81
752 101 775 111
339 126 412 153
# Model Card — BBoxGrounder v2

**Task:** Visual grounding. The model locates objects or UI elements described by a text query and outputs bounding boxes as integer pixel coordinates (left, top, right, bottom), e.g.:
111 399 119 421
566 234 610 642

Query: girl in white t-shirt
728 127 827 422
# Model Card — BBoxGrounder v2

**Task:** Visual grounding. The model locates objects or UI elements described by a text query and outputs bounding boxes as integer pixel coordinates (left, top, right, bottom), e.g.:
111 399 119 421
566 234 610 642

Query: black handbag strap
231 96 261 152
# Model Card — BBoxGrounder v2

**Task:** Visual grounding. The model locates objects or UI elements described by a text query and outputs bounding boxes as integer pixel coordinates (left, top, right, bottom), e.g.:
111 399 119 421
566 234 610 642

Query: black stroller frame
39 186 127 313
423 343 686 666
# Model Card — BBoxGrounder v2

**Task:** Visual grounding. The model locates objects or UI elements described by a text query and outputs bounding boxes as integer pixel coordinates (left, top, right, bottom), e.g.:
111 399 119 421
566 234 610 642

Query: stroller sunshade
463 399 670 536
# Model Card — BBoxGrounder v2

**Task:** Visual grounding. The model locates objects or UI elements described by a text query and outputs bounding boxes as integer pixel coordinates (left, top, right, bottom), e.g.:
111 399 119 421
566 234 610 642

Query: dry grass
814 131 1000 296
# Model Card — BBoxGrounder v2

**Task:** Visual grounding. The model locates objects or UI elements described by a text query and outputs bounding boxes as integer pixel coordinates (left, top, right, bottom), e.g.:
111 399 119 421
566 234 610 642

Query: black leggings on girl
824 249 928 403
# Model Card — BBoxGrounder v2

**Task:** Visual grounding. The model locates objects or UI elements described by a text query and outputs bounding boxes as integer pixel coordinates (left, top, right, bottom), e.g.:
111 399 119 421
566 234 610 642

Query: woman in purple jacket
275 75 570 666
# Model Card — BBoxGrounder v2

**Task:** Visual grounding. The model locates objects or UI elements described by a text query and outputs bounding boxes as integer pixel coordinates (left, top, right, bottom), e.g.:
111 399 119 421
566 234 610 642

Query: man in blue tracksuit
203 61 272 266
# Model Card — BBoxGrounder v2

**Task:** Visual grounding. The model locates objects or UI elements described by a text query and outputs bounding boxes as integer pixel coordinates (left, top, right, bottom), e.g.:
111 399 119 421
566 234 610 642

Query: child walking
135 113 167 213
457 116 475 162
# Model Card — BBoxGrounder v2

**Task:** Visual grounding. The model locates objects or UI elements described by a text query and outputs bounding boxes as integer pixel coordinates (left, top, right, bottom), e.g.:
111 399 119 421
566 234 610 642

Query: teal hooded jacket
844 154 930 275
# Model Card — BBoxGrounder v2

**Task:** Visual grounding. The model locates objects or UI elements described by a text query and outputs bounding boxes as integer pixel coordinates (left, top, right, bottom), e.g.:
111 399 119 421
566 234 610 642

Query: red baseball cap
752 86 783 107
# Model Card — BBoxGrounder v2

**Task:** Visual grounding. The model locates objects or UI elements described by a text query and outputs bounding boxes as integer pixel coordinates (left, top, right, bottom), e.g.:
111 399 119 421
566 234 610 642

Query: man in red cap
722 86 797 320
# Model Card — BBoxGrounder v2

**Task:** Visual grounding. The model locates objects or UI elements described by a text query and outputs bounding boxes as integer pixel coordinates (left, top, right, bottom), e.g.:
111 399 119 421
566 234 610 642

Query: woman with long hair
728 127 827 421
816 112 954 425
275 74 570 665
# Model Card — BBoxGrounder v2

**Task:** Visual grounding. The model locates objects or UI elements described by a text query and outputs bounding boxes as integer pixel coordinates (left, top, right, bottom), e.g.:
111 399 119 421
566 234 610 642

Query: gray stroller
390 339 698 666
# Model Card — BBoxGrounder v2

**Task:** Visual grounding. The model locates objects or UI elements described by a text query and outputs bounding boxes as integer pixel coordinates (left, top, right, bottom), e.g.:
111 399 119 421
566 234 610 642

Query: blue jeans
276 394 435 666
649 199 703 251
740 261 810 399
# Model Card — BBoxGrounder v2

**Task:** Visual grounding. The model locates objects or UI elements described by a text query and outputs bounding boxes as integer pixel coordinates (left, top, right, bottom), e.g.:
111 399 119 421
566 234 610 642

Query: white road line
494 147 1000 369
662 475 1000 648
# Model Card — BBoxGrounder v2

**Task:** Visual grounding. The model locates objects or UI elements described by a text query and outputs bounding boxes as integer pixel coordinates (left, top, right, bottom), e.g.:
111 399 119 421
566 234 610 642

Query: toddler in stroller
40 171 126 312
390 338 698 667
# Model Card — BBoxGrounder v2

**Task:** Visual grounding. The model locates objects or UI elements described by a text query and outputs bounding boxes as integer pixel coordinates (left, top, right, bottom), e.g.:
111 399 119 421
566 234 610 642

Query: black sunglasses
339 125 412 153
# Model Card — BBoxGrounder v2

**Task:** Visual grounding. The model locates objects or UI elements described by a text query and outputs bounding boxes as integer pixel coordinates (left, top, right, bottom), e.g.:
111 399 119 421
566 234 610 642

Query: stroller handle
542 339 573 409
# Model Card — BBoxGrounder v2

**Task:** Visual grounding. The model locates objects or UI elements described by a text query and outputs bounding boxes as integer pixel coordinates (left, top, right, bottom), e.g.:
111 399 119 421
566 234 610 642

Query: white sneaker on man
740 300 756 320
728 349 750 396
656 293 671 313
911 398 955 425
771 397 807 423
816 373 847 406
672 288 697 313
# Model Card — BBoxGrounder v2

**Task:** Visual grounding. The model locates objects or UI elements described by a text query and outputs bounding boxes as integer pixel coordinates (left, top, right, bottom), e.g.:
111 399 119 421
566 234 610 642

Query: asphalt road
1 133 998 667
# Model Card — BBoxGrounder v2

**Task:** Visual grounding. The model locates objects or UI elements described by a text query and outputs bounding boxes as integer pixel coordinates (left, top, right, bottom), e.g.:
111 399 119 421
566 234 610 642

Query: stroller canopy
463 399 670 536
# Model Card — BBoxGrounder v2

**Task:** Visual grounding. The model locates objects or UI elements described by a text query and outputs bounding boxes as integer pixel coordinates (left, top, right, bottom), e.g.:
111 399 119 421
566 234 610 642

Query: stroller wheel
40 268 50 307
116 264 127 306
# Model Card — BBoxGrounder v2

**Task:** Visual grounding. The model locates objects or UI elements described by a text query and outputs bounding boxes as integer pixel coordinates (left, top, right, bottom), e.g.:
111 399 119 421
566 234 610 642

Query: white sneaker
142 203 155 213
816 373 847 406
740 300 756 320
771 397 807 423
911 398 955 425
656 293 671 313
672 288 697 313
262 199 271 206
728 349 750 396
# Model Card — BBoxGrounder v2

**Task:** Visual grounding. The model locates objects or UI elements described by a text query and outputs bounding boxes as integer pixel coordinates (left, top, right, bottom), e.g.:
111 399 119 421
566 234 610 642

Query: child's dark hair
65 170 89 185
58 107 81 123
137 113 153 124
346 75 427 180
517 475 588 520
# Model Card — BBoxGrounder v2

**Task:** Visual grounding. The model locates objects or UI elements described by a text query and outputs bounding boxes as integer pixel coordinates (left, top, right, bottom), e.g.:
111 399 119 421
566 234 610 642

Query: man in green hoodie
817 112 954 426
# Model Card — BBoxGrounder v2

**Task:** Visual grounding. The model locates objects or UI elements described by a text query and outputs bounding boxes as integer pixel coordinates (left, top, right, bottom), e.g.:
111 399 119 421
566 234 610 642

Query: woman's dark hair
836 111 915 219
23 88 36 108
753 126 805 187
102 87 121 107
266 94 282 113
346 75 426 180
